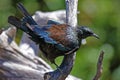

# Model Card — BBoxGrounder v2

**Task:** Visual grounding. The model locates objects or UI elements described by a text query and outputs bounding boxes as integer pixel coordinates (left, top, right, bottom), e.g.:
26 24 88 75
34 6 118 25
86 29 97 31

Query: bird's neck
76 27 83 46
65 27 79 48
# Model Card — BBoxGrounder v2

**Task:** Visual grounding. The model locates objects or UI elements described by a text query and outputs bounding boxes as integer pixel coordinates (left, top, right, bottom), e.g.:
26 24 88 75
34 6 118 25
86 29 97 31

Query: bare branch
44 0 78 80
66 0 78 27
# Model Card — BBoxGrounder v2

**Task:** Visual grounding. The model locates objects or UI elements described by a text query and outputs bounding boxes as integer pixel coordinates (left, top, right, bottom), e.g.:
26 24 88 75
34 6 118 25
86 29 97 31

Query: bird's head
77 26 99 39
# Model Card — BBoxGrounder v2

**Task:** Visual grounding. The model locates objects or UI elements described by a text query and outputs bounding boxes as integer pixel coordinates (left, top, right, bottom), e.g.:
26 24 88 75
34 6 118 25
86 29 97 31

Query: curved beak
92 33 99 39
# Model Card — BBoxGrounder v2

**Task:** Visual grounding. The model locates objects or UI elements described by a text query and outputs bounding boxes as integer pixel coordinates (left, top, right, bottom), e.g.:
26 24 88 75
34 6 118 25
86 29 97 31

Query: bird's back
47 24 69 47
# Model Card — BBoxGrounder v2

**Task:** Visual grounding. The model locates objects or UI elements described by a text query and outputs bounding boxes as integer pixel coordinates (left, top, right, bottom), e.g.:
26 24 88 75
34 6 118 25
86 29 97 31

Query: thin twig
93 51 104 80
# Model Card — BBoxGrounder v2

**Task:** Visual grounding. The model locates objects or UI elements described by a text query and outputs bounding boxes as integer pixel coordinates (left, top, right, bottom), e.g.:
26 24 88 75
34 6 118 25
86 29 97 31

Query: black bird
8 3 99 66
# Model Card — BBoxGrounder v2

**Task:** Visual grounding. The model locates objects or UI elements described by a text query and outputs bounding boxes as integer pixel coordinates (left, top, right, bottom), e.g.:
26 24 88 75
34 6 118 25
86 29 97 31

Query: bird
8 3 99 67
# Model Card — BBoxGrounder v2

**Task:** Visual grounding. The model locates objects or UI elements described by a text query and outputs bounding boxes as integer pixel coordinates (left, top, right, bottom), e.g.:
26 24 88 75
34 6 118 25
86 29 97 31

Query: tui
8 3 99 66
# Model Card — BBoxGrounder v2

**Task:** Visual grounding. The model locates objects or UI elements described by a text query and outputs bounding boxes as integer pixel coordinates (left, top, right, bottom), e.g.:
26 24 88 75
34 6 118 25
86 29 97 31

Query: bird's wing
8 16 57 45
8 16 69 51
46 24 68 46
8 3 70 51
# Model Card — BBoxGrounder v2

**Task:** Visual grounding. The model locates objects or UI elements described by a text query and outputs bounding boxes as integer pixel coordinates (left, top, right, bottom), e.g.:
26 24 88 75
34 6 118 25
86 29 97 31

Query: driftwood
0 27 51 80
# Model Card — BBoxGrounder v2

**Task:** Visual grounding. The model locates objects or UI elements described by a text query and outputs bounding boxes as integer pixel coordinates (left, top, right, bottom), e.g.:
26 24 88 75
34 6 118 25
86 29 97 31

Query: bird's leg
53 61 63 73
66 46 79 55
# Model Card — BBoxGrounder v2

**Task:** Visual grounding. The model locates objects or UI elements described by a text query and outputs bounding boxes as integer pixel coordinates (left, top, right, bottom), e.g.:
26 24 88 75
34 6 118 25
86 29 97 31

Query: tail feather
8 16 34 33
8 16 21 28
8 3 53 44
17 3 37 25
8 16 40 43
8 16 29 32
17 3 30 17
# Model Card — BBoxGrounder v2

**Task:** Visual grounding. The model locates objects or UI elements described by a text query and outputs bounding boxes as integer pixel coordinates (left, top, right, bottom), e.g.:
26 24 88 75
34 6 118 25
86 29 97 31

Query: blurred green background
0 0 120 80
